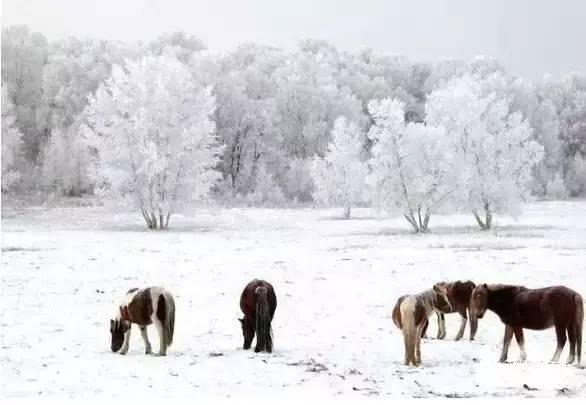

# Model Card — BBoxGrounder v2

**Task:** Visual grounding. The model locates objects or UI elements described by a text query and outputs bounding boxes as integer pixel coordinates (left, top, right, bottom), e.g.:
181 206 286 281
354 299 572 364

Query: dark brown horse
421 280 479 341
110 287 175 356
239 279 277 353
470 284 583 365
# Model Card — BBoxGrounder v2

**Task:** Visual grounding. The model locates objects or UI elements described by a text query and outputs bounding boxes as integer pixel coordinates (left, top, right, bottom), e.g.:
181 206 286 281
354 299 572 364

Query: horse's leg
119 326 131 355
550 323 566 363
437 311 446 340
415 326 422 366
469 309 478 341
154 319 166 356
139 325 152 355
455 310 467 341
498 325 514 363
513 327 527 362
565 325 576 364
403 331 410 366
421 317 429 339
243 321 255 350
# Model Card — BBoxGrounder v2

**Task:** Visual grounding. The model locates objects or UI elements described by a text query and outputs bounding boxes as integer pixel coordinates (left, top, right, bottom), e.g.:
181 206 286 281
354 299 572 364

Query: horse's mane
487 284 525 305
415 288 440 313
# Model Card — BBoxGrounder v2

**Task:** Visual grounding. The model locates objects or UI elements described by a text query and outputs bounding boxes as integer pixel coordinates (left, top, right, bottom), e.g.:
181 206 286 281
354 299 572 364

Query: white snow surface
1 201 585 398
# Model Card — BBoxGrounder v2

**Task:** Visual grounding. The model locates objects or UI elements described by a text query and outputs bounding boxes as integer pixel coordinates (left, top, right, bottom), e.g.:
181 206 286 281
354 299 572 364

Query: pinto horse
110 287 175 356
421 280 479 341
470 284 583 365
239 279 277 353
392 284 451 366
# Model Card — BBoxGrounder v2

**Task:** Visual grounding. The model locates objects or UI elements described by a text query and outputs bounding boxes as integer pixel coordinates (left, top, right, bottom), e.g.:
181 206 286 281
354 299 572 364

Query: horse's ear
110 320 114 329
238 318 244 324
482 283 488 289
433 284 440 292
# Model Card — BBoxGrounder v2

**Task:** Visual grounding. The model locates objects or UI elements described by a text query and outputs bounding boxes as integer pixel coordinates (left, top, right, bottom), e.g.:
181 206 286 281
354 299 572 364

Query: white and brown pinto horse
110 287 175 356
392 284 451 366
470 284 583 366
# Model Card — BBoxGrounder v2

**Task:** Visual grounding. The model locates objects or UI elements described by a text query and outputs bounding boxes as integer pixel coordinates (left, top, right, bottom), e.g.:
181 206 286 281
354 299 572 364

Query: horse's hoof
119 351 127 356
566 357 575 365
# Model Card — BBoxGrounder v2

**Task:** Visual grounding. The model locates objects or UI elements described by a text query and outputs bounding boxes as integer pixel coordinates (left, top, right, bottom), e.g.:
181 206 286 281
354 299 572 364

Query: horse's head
238 317 254 349
470 283 489 319
110 319 130 352
433 283 451 313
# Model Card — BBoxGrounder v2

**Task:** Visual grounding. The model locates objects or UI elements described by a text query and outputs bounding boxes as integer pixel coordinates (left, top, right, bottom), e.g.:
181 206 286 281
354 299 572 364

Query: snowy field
1 200 585 398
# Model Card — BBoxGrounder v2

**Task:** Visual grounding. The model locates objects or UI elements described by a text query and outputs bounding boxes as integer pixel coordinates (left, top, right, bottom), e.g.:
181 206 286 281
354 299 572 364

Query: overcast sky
2 0 585 80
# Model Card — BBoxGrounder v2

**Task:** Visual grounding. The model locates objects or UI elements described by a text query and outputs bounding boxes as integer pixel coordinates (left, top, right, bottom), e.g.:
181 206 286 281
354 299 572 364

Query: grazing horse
239 279 277 353
392 284 451 366
421 280 478 341
470 284 583 365
110 287 175 356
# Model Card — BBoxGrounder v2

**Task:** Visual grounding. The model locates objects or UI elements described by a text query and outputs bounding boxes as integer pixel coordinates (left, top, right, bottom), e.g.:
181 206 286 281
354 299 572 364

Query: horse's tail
575 293 583 366
255 286 272 352
391 297 404 329
400 296 417 366
157 291 175 347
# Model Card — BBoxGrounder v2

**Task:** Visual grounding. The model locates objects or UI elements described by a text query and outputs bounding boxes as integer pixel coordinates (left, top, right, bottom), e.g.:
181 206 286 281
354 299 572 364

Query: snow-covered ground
1 201 585 398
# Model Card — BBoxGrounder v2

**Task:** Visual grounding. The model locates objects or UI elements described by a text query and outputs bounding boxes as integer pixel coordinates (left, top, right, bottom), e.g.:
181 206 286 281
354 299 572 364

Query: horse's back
443 280 475 313
516 285 581 329
398 294 427 327
124 286 174 326
240 279 277 318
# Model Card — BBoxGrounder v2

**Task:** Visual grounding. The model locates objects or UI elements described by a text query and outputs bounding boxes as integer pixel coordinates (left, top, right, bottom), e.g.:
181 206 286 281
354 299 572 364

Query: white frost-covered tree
83 55 221 229
1 85 23 191
311 116 367 218
368 99 456 232
427 74 544 230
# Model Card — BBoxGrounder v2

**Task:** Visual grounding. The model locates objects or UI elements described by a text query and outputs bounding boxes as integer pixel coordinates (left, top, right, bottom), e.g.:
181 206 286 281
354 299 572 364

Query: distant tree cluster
2 26 585 229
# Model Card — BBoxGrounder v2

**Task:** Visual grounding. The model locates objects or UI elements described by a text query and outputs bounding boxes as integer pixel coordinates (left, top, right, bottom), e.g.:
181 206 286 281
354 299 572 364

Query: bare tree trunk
473 202 492 230
165 212 171 229
159 214 164 230
150 212 158 229
484 202 492 230
344 205 351 219
473 211 486 229
404 212 420 233
141 207 156 229
423 212 430 231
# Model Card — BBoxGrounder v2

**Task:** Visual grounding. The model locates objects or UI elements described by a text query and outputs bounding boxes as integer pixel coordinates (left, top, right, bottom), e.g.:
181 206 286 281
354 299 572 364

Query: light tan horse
392 284 451 366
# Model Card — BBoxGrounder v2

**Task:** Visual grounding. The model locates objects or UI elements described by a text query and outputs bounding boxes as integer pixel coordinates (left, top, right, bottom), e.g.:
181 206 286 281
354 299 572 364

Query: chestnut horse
110 287 175 356
392 284 451 366
421 280 478 341
470 284 582 365
239 279 277 353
